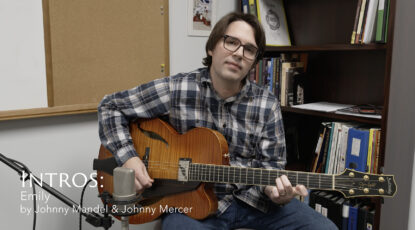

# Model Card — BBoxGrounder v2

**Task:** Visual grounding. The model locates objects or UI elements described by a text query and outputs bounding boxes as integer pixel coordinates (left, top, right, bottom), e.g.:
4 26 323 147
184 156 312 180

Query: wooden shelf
0 103 98 121
265 44 387 52
281 106 382 125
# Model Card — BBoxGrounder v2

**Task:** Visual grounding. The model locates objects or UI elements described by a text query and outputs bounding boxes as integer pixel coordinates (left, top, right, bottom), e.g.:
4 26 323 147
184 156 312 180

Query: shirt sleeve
256 100 287 193
98 77 171 165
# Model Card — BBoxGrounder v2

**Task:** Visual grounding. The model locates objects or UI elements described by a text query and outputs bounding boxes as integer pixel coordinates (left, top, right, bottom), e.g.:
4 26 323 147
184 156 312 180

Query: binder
342 200 350 230
348 203 359 230
345 128 370 172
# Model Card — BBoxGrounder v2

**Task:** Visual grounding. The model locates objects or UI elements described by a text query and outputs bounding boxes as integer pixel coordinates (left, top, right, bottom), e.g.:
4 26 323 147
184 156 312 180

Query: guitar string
99 169 382 190
142 164 377 180
143 160 382 177
137 164 383 183
140 160 387 178
142 160 386 178
102 160 384 186
140 164 382 182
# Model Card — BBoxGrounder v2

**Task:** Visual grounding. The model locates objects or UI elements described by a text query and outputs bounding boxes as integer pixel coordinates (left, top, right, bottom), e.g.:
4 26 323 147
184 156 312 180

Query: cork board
42 0 169 107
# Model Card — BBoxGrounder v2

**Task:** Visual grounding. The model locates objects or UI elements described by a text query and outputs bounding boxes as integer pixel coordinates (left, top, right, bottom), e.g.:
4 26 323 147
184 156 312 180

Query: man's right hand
122 156 154 193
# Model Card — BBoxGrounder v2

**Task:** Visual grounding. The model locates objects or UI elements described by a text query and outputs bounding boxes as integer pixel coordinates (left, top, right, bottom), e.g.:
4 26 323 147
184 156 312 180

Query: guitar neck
189 163 335 190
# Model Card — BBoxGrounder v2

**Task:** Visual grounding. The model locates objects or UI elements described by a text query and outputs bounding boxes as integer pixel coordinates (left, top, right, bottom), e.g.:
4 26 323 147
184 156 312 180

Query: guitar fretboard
188 163 334 190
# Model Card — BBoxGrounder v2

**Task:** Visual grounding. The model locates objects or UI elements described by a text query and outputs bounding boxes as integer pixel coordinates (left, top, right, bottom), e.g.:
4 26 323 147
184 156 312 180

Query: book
373 129 381 174
362 0 379 44
248 0 257 16
293 71 308 105
320 123 332 173
267 59 274 92
345 128 370 172
242 0 250 14
291 102 353 112
311 123 328 172
280 62 293 106
256 0 291 46
367 128 380 173
286 66 304 106
326 122 339 174
355 0 368 43
383 0 390 42
351 0 363 44
375 0 389 43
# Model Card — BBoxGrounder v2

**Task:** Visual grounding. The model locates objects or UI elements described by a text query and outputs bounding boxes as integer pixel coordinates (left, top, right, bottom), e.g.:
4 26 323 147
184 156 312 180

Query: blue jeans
161 198 337 230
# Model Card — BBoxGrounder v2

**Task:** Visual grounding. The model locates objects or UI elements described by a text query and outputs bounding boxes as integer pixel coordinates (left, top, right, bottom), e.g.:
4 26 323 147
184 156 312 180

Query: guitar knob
379 189 385 194
349 189 355 195
363 175 369 181
363 188 369 194
379 177 385 182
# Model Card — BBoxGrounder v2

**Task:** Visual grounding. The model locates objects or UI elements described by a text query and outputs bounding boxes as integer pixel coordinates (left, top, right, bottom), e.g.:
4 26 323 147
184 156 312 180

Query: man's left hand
264 175 308 205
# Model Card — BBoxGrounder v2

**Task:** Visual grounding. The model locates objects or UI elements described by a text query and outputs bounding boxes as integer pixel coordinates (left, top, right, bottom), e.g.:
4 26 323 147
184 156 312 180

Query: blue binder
345 128 370 172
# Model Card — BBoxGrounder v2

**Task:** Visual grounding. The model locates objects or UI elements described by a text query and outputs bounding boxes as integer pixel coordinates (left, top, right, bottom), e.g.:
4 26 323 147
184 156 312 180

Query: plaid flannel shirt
98 67 287 214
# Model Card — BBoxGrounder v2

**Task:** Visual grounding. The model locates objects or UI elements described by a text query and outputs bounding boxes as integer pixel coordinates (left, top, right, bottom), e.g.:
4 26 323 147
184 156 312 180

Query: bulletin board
0 0 169 120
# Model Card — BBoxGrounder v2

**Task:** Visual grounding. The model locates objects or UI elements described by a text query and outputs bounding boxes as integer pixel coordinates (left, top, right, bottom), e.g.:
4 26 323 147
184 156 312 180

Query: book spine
375 0 386 42
356 0 368 43
351 0 363 44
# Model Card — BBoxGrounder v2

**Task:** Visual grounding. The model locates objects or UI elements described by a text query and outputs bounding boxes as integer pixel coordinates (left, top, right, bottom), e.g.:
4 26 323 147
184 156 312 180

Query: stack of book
351 0 390 44
310 122 381 174
250 53 308 106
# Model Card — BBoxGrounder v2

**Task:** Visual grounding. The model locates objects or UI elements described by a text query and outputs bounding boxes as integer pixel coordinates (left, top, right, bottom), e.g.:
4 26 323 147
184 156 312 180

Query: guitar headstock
335 169 397 198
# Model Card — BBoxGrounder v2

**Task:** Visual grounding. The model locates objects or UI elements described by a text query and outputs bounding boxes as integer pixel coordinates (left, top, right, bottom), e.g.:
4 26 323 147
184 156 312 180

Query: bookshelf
254 0 395 229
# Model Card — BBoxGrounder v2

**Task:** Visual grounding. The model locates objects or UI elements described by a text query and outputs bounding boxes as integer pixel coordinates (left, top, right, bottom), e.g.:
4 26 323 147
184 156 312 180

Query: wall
0 0 237 229
380 0 415 229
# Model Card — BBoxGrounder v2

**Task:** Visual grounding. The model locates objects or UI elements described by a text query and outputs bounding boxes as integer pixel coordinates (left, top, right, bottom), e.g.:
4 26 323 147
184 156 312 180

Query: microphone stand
0 153 113 229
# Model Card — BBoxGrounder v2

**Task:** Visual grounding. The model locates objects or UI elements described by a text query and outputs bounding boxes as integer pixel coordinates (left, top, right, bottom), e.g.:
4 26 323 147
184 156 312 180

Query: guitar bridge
177 159 191 182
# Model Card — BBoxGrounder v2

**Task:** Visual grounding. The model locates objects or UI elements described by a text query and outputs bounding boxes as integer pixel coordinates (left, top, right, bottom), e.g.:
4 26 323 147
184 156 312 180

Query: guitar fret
247 168 252 185
260 169 263 185
246 168 248 184
207 165 212 181
218 165 222 182
227 167 231 183
318 174 321 188
190 164 340 191
296 171 298 186
197 165 202 181
204 164 208 182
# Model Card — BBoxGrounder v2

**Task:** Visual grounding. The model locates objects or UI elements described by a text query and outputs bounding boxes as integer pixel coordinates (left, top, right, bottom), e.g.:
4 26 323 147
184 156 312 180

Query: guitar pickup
177 158 191 182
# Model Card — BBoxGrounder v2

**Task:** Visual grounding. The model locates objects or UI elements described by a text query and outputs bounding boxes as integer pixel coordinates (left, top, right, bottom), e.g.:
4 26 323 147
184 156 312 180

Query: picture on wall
188 0 217 36
256 0 291 46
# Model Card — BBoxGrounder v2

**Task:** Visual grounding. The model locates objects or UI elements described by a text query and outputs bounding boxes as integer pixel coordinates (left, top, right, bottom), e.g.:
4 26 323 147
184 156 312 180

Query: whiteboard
0 0 47 111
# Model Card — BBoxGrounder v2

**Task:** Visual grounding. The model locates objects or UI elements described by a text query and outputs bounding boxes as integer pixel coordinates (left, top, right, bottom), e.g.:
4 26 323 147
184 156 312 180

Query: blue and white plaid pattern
98 67 287 213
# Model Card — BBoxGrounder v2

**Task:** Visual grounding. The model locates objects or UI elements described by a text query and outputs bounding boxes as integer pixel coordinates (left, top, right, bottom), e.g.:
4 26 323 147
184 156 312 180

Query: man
98 12 336 230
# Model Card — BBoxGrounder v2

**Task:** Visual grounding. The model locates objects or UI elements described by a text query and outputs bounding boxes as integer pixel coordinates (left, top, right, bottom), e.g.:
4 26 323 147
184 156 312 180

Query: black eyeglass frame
222 35 259 61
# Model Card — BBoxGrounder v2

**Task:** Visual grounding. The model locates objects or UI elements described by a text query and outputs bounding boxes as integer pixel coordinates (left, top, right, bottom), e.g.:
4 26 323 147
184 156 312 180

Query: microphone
112 167 136 230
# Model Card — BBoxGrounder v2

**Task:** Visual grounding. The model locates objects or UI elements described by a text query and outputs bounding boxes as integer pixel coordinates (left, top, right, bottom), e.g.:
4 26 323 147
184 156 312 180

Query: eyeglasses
223 35 258 61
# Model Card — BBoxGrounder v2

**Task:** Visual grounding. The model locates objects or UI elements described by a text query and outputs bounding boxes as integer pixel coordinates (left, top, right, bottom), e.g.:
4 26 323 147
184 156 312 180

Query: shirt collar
198 67 254 101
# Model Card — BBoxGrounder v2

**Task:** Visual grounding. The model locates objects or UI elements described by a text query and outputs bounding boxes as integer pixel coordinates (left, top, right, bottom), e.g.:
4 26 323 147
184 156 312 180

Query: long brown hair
202 12 266 68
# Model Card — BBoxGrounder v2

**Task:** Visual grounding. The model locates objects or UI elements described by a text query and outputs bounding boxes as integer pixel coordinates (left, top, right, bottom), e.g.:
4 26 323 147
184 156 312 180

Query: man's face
208 21 257 84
